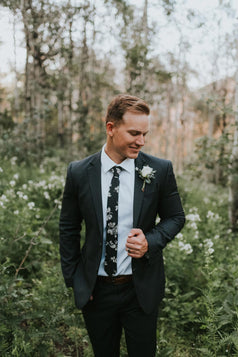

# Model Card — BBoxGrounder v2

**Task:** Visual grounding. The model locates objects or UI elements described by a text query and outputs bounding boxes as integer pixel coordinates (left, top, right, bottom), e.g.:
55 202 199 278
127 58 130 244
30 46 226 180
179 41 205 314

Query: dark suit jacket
59 151 185 314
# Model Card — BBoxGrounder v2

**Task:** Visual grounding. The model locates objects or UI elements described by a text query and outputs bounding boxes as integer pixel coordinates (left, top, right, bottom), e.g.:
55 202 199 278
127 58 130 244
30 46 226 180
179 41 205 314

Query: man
59 94 185 356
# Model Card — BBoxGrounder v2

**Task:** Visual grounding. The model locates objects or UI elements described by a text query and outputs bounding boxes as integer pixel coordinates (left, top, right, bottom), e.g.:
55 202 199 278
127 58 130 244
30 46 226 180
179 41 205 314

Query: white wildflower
0 201 5 208
0 167 3 173
204 239 213 248
6 189 15 196
186 213 201 222
184 244 193 254
10 156 17 165
44 191 50 200
207 247 214 255
1 195 8 202
190 222 198 230
17 191 24 198
204 239 214 255
10 180 16 187
194 231 199 239
189 207 198 213
28 202 35 210
23 194 28 200
176 233 183 239
206 210 220 221
207 210 213 218
13 173 19 180
178 241 193 254
14 210 19 215
38 180 46 187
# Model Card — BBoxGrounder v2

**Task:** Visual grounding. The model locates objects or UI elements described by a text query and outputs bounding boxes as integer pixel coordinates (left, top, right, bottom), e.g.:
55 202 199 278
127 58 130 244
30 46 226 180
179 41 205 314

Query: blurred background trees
0 1 237 226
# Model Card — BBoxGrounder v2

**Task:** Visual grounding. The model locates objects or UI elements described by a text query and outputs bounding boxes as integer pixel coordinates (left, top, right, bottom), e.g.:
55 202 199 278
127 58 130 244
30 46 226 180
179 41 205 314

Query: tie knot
111 166 122 177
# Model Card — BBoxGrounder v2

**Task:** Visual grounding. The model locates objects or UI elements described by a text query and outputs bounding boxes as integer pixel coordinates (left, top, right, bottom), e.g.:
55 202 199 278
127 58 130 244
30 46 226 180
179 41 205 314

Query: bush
157 177 238 356
1 156 238 356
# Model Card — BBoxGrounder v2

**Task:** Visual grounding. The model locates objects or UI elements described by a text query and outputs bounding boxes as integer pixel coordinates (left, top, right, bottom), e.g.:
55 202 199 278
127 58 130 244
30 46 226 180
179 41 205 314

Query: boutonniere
136 165 156 192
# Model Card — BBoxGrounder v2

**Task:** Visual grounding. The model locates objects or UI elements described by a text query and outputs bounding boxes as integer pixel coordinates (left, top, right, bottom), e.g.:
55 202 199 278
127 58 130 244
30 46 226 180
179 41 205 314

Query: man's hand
126 228 148 258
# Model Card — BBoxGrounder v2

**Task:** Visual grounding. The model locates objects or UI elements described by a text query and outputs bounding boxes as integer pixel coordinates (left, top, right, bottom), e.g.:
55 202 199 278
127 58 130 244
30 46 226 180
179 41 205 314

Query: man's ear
106 121 115 137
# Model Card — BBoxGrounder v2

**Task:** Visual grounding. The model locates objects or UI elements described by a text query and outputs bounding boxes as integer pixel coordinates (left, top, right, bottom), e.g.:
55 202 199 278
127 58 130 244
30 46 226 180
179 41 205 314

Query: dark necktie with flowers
104 166 122 276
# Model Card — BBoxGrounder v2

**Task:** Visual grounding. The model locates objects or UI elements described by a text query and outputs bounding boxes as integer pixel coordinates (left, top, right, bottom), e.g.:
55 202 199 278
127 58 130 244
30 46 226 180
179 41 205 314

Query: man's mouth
129 146 140 150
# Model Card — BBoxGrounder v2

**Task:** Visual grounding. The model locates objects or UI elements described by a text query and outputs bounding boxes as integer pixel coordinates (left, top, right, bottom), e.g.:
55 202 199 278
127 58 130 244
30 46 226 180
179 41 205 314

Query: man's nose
136 135 145 146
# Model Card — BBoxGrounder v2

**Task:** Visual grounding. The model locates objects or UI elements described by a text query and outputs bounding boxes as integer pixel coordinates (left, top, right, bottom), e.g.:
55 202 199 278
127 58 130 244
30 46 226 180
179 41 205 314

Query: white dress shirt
98 145 135 276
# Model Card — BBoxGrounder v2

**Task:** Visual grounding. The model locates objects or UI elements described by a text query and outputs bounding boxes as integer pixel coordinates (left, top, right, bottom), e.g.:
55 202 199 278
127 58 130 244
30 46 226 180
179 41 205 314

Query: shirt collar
101 144 135 174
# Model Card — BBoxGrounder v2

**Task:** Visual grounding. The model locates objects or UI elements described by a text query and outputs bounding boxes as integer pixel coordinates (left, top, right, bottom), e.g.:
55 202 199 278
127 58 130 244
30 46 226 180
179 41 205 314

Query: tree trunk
68 18 73 146
228 70 238 231
13 8 19 121
58 99 64 148
21 0 32 121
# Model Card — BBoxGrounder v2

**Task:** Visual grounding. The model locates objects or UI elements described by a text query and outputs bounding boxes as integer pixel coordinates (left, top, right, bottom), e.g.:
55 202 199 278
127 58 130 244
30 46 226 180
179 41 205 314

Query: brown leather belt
97 275 133 285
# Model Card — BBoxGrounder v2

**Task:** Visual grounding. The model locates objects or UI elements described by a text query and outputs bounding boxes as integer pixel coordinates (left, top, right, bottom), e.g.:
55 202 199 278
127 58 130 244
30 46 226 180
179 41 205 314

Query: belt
97 275 133 285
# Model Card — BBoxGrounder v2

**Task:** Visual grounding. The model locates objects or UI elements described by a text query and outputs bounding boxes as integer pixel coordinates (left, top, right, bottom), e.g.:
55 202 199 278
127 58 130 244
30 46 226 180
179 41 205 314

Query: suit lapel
87 152 103 237
133 153 146 227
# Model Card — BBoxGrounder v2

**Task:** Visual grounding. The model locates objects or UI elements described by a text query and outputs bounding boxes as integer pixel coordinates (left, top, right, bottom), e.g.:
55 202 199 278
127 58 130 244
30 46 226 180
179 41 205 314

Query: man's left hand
126 228 148 258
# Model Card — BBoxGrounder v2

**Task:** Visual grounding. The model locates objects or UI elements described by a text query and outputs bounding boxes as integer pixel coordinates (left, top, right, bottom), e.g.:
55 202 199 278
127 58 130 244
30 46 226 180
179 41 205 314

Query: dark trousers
82 279 158 357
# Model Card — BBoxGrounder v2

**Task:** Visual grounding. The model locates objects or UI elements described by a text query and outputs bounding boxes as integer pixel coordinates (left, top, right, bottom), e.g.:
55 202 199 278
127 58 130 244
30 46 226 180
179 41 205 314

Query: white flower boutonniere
136 165 156 192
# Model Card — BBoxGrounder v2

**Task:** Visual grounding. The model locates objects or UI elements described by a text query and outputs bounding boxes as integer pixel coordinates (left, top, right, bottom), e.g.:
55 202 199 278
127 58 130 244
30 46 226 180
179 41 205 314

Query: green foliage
0 109 15 130
1 155 238 356
157 177 238 356
0 155 93 356
187 133 232 186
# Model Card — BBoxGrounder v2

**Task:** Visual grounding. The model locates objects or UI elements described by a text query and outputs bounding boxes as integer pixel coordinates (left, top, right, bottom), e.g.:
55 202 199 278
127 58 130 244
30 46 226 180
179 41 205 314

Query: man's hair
105 94 150 124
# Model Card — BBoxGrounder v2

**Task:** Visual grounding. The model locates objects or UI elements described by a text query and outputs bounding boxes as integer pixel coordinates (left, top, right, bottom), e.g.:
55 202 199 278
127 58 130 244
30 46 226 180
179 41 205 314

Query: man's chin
127 151 140 159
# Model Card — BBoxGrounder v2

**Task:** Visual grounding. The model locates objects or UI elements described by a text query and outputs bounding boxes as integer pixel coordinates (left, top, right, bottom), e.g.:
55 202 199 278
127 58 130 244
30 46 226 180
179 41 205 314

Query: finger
127 236 143 245
126 243 140 251
129 251 143 258
126 247 135 254
127 247 138 255
128 228 142 236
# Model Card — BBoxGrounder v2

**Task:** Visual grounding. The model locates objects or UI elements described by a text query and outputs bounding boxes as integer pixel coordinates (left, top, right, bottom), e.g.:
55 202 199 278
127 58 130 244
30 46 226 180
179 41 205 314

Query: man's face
106 111 150 163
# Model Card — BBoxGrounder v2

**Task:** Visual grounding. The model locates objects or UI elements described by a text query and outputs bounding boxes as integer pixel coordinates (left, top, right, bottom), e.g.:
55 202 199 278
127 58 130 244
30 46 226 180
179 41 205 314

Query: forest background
1 0 238 356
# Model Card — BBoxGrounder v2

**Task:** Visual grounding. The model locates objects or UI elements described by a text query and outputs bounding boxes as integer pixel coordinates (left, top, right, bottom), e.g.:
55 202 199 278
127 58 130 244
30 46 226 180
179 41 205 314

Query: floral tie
104 166 122 276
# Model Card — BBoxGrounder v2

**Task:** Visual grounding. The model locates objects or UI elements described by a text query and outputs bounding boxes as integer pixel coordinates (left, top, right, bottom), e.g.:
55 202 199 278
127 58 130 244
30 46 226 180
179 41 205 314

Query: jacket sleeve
145 161 185 258
59 163 83 287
